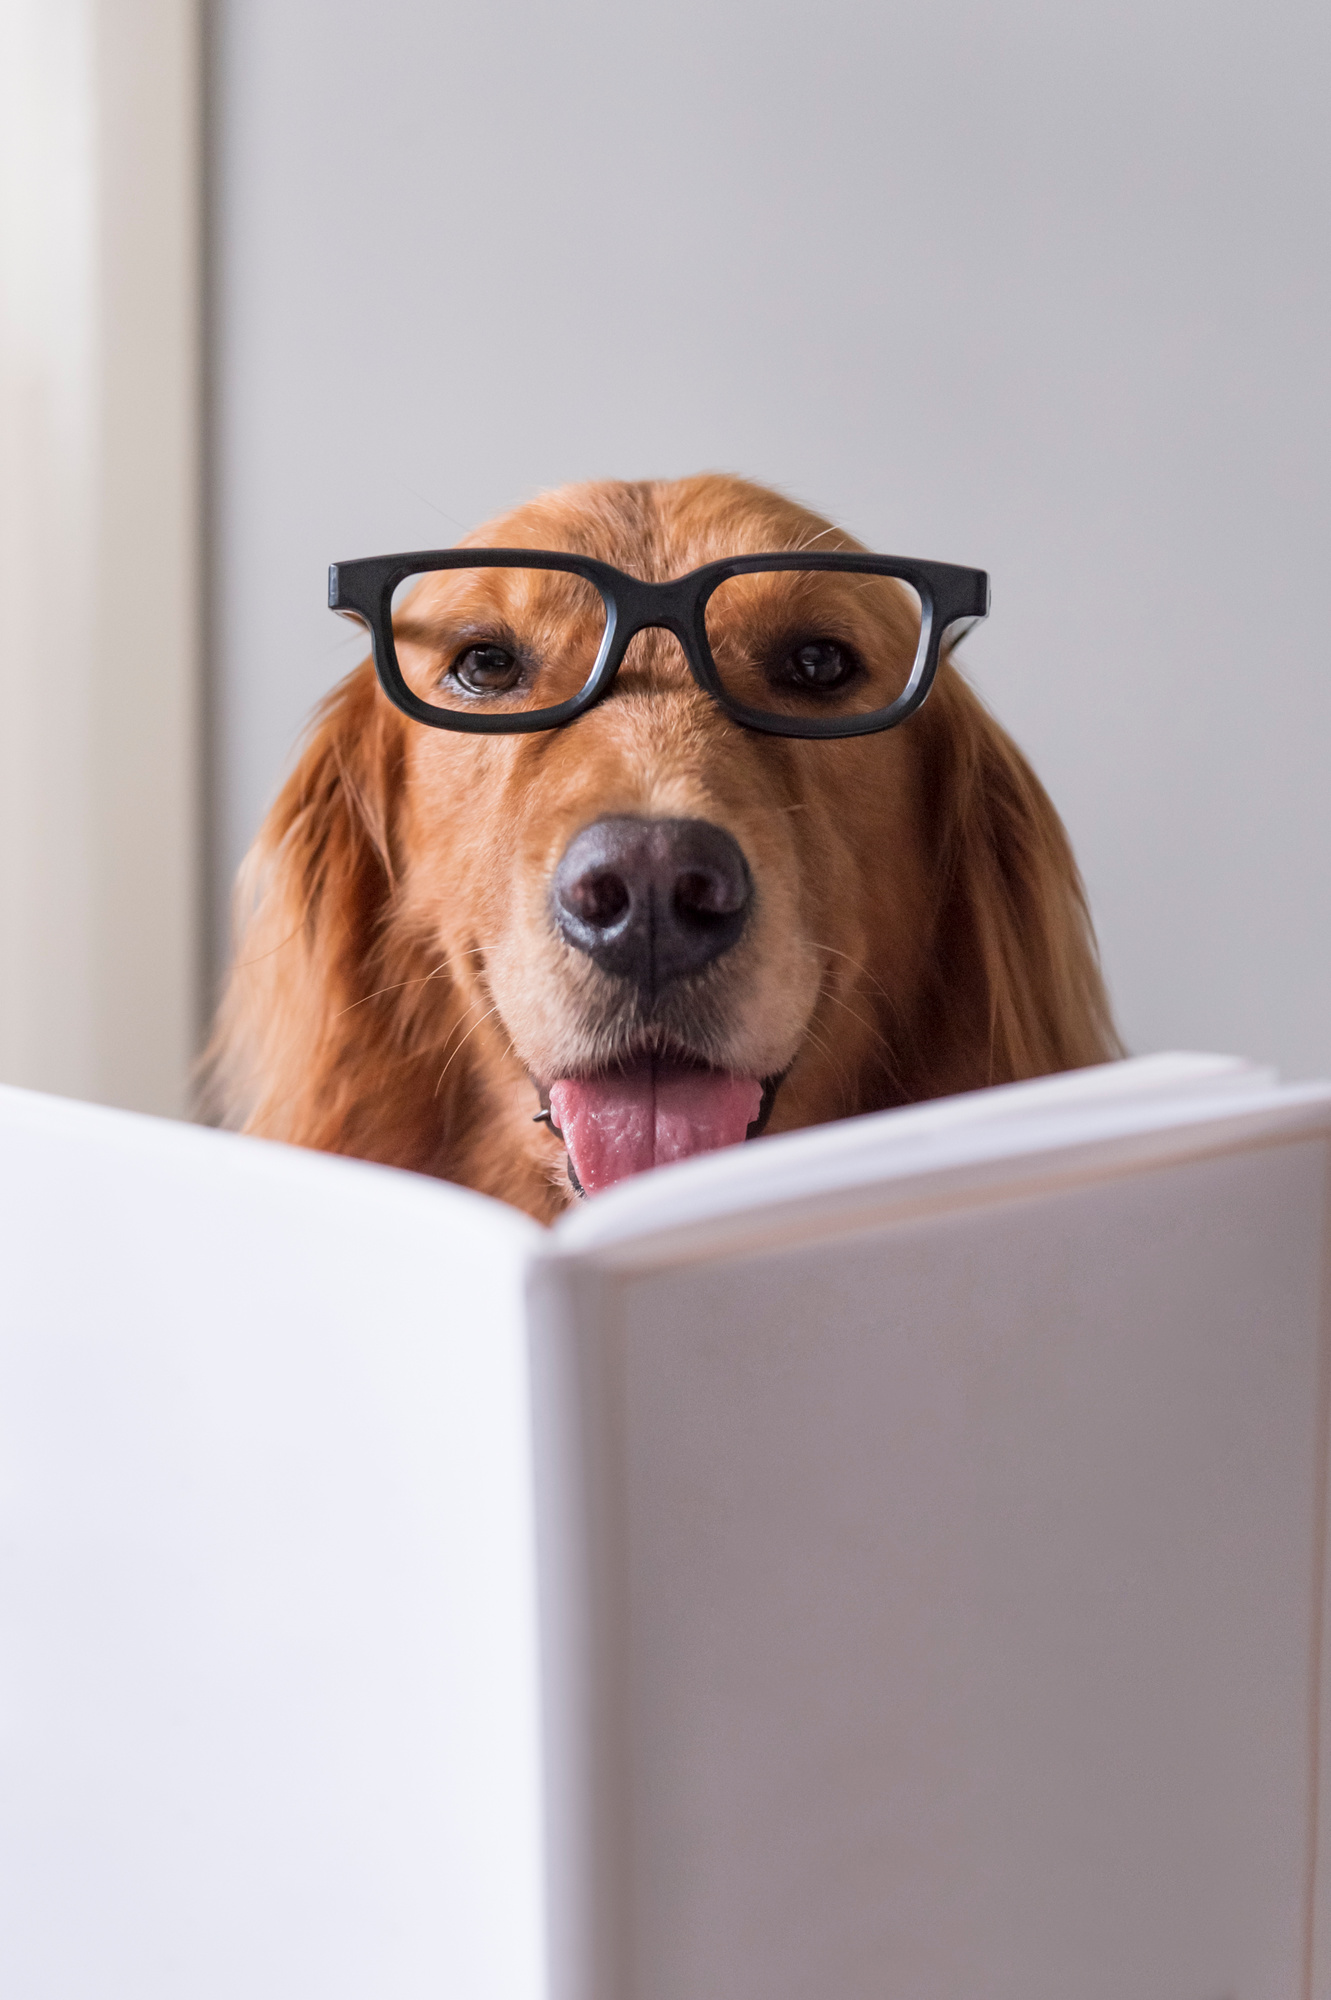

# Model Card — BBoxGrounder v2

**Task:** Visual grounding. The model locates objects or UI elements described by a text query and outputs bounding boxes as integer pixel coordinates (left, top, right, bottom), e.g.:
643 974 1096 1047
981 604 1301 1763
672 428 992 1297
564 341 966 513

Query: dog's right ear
908 663 1123 1097
201 662 461 1168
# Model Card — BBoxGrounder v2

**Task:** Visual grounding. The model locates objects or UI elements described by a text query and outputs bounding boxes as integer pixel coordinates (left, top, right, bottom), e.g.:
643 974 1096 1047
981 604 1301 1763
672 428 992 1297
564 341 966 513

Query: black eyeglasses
328 548 989 741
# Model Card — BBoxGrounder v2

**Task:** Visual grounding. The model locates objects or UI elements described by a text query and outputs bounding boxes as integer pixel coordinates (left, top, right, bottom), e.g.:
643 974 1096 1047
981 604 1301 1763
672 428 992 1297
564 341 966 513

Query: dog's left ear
201 661 471 1172
909 664 1123 1095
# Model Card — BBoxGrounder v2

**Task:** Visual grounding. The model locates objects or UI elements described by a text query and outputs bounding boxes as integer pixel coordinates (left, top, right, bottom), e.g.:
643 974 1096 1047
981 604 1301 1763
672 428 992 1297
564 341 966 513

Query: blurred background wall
209 0 1330 1081
3 0 1327 1112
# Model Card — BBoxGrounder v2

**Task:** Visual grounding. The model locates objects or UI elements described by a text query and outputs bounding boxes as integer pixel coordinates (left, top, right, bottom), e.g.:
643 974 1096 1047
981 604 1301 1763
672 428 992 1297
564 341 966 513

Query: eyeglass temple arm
931 567 990 653
328 560 387 617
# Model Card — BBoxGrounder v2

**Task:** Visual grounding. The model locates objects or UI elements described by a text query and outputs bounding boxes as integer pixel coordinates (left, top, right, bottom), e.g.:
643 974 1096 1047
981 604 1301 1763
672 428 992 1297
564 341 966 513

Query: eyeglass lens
390 566 607 716
702 569 922 720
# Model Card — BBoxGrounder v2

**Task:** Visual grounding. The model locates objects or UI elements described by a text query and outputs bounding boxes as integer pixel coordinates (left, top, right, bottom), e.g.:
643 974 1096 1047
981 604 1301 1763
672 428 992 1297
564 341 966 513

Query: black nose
551 816 753 997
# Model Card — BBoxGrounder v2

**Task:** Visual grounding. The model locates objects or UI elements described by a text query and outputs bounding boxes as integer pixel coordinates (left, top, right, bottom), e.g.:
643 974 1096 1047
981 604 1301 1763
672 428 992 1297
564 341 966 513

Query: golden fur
205 475 1119 1221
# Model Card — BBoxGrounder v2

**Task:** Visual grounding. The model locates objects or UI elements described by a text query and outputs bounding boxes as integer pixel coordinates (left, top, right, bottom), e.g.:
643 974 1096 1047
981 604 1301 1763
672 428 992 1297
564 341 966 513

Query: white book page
528 1096 1331 2000
0 1088 547 2000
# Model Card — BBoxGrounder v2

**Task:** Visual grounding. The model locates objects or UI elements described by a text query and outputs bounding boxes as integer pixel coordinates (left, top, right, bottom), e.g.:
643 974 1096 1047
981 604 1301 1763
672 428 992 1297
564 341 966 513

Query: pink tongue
549 1066 763 1195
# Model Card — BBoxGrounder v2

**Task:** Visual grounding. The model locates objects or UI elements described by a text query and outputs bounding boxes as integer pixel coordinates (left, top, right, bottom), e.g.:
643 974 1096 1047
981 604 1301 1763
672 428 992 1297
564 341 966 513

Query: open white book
3 1053 1331 2000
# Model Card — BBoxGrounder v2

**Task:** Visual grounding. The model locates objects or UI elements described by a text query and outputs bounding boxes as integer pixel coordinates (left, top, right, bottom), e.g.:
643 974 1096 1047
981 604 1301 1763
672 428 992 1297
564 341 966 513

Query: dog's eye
449 643 523 694
777 639 861 694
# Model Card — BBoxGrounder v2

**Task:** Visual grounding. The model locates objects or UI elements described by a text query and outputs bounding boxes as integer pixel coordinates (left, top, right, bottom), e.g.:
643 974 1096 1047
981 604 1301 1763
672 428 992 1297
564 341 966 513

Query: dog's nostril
566 869 631 929
674 868 743 923
551 815 753 996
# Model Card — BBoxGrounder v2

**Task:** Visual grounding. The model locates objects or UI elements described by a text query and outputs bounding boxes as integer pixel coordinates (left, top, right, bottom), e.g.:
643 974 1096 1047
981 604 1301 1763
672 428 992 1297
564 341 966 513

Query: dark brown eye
775 638 861 694
449 642 523 694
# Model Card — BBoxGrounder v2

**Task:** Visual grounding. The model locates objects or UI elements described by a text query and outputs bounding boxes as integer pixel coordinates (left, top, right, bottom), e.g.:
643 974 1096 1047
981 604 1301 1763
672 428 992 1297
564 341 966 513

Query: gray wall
210 0 1331 1077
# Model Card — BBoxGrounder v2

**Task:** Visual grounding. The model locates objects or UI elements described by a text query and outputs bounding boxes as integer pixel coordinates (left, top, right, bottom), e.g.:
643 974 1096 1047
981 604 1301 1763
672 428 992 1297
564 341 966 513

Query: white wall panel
0 0 201 1114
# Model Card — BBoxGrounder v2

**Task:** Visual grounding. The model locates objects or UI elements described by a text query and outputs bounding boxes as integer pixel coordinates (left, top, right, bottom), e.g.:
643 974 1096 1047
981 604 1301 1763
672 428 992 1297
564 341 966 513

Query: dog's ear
911 665 1122 1094
201 662 470 1170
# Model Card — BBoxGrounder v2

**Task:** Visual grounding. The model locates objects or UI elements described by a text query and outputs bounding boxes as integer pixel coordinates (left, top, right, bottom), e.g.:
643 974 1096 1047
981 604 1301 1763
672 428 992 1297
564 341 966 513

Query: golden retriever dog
206 475 1118 1221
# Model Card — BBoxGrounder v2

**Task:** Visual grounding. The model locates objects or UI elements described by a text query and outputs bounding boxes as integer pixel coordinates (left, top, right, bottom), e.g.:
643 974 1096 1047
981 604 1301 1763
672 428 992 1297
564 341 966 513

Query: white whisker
434 1003 503 1097
333 959 451 1019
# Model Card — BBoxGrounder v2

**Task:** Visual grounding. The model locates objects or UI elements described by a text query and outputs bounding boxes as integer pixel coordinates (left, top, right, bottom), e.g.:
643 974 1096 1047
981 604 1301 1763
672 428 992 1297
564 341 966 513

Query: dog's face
212 474 1116 1220
390 478 938 1197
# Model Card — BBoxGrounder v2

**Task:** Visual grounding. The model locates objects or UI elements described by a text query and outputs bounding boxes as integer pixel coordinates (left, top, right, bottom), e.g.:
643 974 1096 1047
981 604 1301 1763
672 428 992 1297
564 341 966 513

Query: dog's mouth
536 1055 782 1196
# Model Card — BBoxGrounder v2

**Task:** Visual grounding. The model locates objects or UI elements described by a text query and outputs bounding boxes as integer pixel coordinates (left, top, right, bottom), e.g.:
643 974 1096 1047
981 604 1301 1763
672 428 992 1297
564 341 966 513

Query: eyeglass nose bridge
594 573 711 694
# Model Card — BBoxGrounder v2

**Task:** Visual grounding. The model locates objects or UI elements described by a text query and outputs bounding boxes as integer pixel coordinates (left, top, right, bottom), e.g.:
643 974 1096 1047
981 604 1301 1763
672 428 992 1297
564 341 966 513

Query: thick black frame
327 548 990 740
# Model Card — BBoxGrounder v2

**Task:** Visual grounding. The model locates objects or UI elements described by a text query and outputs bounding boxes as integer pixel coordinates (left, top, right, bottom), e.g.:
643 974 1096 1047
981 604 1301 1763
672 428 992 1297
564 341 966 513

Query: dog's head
209 475 1118 1218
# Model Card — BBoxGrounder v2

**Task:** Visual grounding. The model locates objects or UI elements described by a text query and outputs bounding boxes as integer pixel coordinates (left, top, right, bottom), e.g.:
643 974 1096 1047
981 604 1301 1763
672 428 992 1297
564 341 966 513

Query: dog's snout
551 815 752 996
